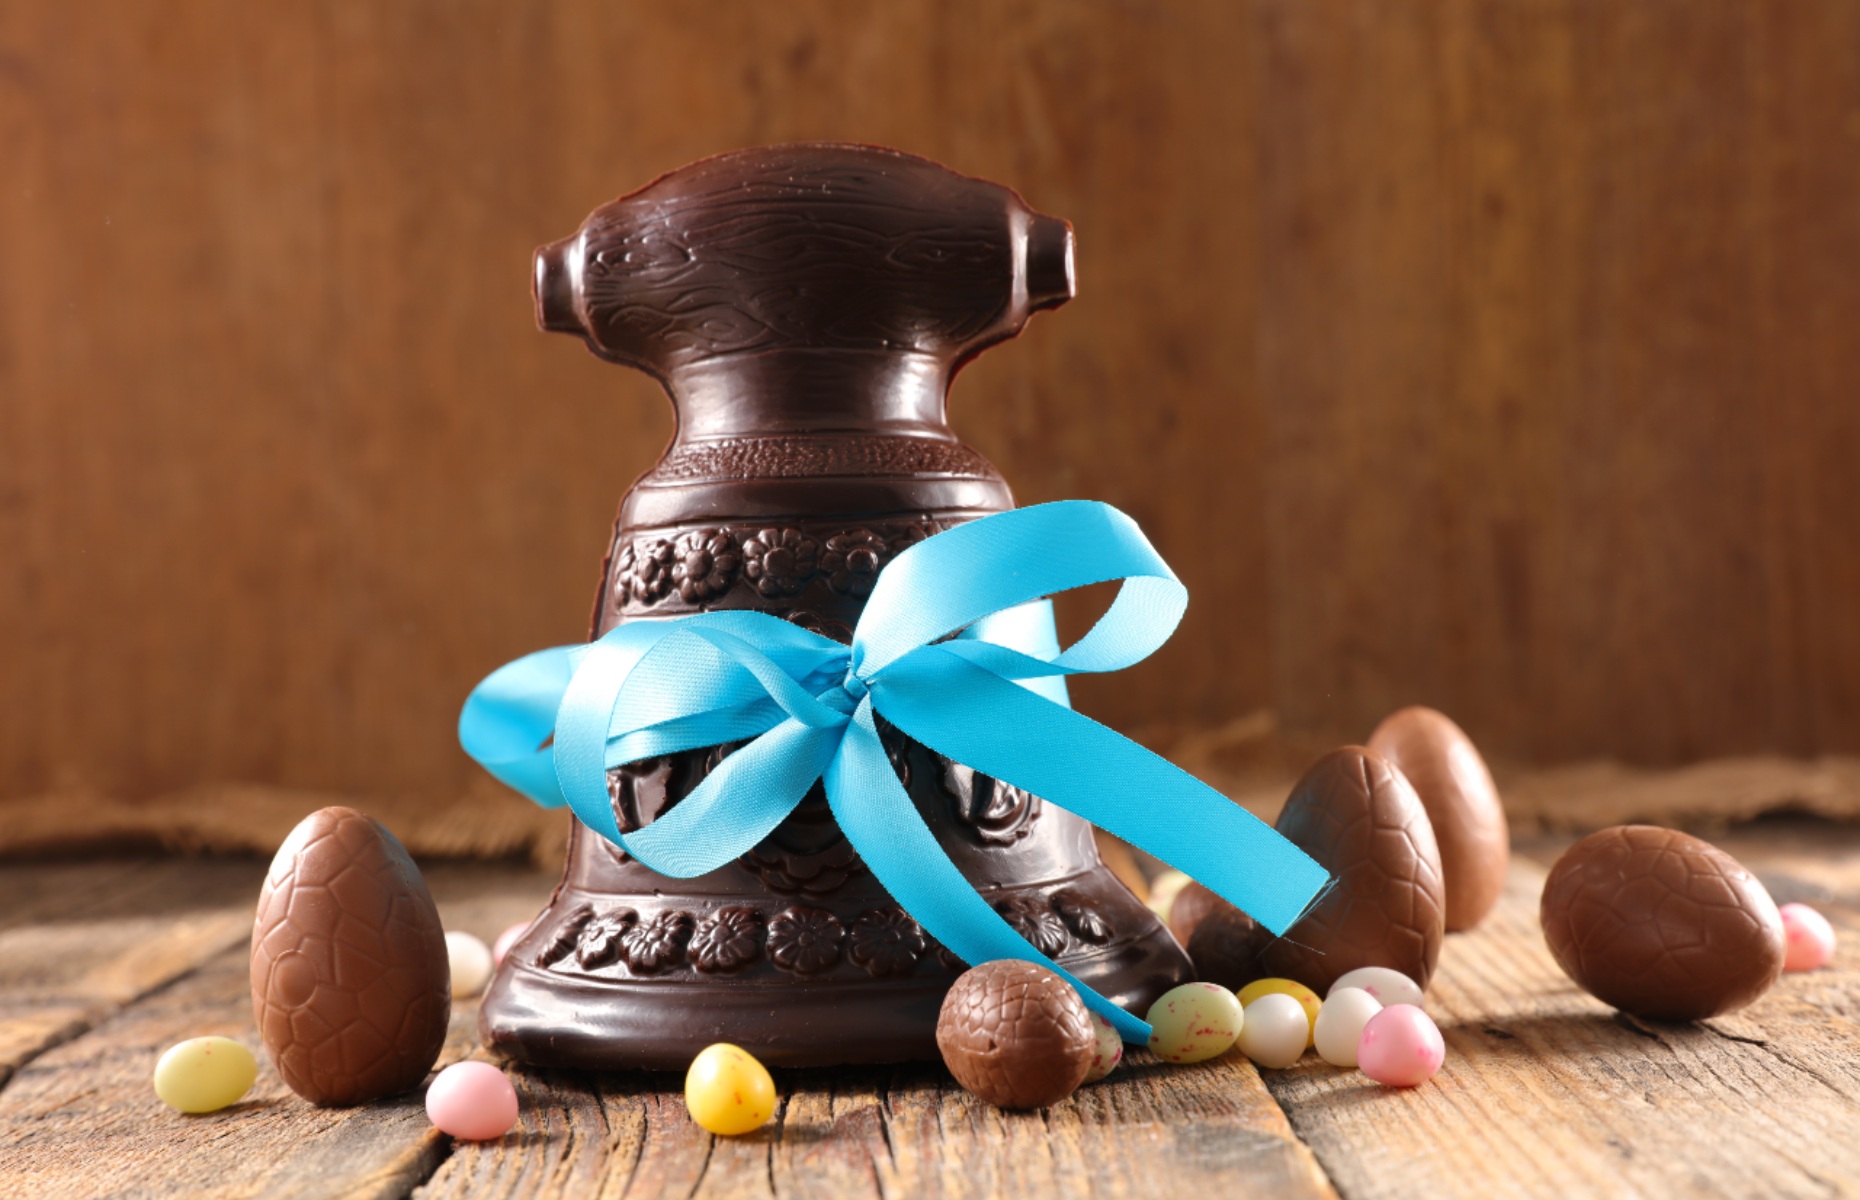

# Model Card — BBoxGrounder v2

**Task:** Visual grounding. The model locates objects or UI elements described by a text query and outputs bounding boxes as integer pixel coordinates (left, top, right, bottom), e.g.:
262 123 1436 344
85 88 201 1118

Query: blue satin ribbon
459 501 1328 1042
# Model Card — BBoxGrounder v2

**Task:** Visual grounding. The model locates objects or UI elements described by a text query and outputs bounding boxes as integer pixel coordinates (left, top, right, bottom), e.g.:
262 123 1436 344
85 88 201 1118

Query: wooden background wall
4 1 1858 817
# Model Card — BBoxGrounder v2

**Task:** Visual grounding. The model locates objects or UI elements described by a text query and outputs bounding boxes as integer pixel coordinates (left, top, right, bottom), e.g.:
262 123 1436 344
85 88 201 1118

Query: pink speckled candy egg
1083 1012 1124 1084
1357 1004 1444 1088
426 1061 519 1141
1780 903 1836 972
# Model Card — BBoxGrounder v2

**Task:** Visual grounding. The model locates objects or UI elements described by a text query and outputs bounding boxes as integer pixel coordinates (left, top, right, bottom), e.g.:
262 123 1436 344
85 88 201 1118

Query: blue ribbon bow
459 501 1327 1042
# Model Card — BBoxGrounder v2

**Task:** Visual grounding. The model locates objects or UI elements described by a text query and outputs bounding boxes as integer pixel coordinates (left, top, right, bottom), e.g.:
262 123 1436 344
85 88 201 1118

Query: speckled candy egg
936 960 1095 1109
685 1043 777 1136
251 807 450 1106
1328 966 1425 1010
1145 982 1244 1064
1540 825 1784 1022
1198 748 1446 996
1368 707 1508 932
1083 1012 1124 1084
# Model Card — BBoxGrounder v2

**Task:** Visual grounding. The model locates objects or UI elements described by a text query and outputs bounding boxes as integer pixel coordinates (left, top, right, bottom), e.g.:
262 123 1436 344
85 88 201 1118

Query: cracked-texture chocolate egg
1540 825 1784 1021
1368 706 1508 932
936 960 1094 1109
251 807 451 1106
1193 748 1445 995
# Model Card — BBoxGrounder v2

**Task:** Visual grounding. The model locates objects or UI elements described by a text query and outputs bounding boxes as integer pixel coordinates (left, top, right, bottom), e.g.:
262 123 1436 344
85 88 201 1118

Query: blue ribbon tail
824 699 1154 1044
458 646 582 807
870 646 1329 937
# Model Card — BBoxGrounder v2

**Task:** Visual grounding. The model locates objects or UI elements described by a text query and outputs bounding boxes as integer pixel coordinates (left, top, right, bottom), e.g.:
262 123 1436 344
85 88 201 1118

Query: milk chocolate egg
1168 881 1236 946
251 807 451 1106
1186 903 1267 989
1368 707 1508 932
1540 825 1784 1021
1245 747 1445 995
936 960 1094 1109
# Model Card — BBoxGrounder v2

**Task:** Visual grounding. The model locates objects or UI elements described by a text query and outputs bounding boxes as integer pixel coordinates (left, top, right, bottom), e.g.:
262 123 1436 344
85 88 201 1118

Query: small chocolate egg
251 807 450 1106
1186 903 1267 990
1244 748 1446 995
1540 825 1784 1021
937 960 1095 1109
1368 707 1508 932
1168 881 1236 947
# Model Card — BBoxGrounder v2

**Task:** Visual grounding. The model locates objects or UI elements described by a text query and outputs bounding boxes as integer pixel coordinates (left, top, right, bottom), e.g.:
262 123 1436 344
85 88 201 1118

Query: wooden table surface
2 820 1857 1199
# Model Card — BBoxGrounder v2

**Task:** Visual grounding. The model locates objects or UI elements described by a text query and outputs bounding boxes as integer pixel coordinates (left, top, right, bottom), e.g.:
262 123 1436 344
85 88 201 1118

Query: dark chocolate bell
481 144 1192 1069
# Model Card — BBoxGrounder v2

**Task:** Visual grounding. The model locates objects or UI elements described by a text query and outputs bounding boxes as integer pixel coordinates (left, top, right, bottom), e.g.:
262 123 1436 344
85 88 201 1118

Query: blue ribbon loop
459 501 1328 1043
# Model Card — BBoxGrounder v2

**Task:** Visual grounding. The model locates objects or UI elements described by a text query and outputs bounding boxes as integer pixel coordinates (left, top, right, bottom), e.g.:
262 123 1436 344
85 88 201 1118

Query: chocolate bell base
482 875 1186 1071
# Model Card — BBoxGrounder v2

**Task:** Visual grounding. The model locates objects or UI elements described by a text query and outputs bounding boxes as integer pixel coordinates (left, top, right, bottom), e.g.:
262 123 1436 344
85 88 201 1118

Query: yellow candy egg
685 1043 776 1136
1236 978 1323 1047
1145 982 1244 1064
153 1036 259 1114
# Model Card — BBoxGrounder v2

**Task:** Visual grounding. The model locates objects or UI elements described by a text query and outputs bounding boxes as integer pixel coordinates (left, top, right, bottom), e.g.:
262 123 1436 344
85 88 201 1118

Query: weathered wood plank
1259 856 1860 1200
0 942 448 1200
7 833 1860 1199
412 1052 1338 1200
0 861 265 1087
0 858 250 932
0 858 559 1199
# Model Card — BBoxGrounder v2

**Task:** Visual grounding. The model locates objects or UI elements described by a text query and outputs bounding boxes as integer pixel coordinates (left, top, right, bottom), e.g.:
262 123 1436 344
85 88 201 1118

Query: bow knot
460 501 1329 1042
830 672 868 710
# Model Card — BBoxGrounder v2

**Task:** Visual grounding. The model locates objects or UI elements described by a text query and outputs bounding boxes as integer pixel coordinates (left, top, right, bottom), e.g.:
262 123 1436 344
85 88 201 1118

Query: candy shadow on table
1425 1009 1758 1059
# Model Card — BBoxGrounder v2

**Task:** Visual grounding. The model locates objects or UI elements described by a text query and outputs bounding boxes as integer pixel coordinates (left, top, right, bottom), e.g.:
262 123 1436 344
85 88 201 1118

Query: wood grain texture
1255 0 1860 764
0 858 560 1197
411 1055 1337 1200
0 855 1335 1199
0 863 258 1087
3 0 1860 822
4 821 1860 1198
1261 853 1860 1199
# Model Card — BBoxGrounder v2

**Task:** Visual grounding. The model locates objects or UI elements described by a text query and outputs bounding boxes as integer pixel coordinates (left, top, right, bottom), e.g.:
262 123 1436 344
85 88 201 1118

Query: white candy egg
1328 966 1423 1010
1238 993 1310 1069
1314 986 1383 1067
445 931 494 999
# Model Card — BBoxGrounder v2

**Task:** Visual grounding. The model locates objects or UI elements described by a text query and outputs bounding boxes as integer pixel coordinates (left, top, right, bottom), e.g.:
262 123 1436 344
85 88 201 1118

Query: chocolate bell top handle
531 144 1074 438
